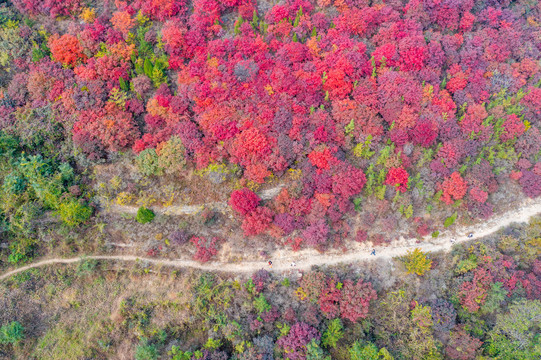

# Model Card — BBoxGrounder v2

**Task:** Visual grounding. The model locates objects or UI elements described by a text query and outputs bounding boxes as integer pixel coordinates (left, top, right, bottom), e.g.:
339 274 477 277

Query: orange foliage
274 188 291 213
308 147 334 170
147 98 170 118
396 105 417 129
79 7 96 23
314 192 333 209
440 172 468 205
317 0 332 6
48 34 86 67
306 37 322 58
107 42 137 62
245 163 271 184
111 11 134 35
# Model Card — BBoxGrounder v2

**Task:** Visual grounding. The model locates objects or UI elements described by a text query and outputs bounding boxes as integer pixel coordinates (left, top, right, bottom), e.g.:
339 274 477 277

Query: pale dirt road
108 185 284 215
1 197 540 281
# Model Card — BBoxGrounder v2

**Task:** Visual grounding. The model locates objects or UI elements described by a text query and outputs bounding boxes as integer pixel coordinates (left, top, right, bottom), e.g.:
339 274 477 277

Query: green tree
322 319 343 349
203 338 221 350
56 199 92 227
136 148 164 176
480 282 507 315
8 237 37 264
157 136 186 174
410 302 433 329
0 321 24 345
403 248 432 276
444 212 457 227
486 299 541 359
169 346 193 360
136 207 155 224
143 58 154 78
349 341 393 360
135 338 158 360
373 290 442 358
306 339 330 360
253 294 271 314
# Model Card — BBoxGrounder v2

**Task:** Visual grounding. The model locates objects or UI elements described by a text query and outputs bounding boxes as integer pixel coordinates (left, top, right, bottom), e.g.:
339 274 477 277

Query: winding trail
1 197 541 281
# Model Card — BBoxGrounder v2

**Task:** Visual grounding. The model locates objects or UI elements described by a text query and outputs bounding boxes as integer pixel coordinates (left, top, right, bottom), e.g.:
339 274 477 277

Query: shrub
355 229 368 243
349 341 392 360
169 230 190 245
76 258 98 277
318 280 341 319
321 319 343 349
56 199 92 227
458 267 493 312
519 171 541 198
48 34 86 67
141 0 186 21
339 279 377 322
332 166 367 199
253 294 271 314
191 236 219 263
305 339 329 360
277 322 320 360
241 206 273 236
430 299 457 333
251 269 270 293
0 321 24 345
136 207 155 224
445 326 482 360
111 11 134 36
302 220 329 247
74 104 140 153
12 0 81 17
440 172 467 205
469 186 488 203
444 212 457 228
500 114 525 142
300 271 327 302
308 147 334 170
403 248 432 276
136 148 164 176
411 120 438 147
156 136 186 174
162 21 187 50
229 188 260 215
385 167 409 193
135 339 158 360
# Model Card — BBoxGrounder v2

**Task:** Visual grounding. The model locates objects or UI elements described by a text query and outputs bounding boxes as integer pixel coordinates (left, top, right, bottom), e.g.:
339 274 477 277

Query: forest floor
1 196 540 280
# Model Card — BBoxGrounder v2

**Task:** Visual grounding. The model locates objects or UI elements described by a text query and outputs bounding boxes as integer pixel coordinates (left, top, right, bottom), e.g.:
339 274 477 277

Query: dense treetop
0 0 540 250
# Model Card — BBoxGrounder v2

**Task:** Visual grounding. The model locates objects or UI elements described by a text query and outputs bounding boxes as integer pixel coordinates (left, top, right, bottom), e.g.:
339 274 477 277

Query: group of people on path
267 260 296 268
265 233 475 268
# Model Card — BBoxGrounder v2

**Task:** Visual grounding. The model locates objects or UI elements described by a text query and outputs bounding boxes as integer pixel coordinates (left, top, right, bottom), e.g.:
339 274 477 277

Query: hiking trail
1 197 540 280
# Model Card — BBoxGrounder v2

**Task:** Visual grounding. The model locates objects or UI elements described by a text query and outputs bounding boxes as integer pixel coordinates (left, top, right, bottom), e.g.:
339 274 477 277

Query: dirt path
1 197 540 281
109 185 284 215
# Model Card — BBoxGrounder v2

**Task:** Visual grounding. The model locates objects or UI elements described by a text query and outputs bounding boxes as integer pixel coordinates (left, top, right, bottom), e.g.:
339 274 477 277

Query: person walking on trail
268 260 273 268
371 249 376 256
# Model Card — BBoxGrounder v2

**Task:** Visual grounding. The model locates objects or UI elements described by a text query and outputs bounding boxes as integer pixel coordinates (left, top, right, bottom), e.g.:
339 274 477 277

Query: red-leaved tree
440 172 468 205
445 326 483 360
385 167 409 193
339 279 377 322
230 188 261 215
48 34 86 67
242 206 274 236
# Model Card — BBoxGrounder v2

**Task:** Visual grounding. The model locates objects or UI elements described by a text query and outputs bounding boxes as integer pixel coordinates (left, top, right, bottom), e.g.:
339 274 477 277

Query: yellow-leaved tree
404 248 433 276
